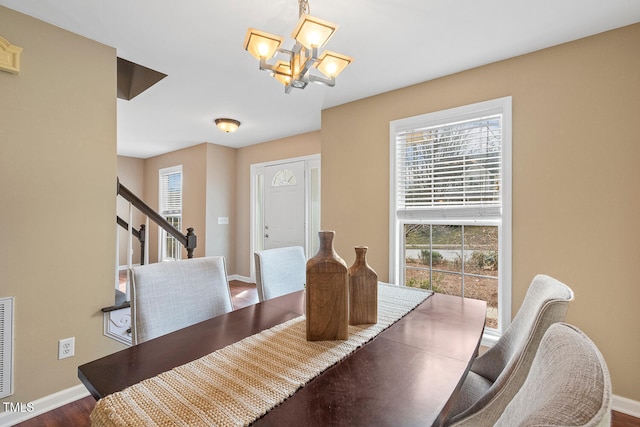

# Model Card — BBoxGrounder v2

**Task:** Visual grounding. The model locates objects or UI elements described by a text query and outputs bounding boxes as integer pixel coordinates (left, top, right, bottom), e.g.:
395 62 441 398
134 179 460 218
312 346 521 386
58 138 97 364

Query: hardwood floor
614 411 640 427
228 279 259 309
15 396 96 427
12 281 640 426
15 397 640 427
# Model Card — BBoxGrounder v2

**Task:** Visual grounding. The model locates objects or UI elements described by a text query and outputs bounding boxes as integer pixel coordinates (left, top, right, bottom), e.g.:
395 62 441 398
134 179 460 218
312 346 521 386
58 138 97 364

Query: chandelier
243 0 353 93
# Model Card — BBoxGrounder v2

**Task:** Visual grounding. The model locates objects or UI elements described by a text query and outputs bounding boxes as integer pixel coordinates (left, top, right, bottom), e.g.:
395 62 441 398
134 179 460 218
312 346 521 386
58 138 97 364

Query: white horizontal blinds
160 170 182 216
396 115 502 211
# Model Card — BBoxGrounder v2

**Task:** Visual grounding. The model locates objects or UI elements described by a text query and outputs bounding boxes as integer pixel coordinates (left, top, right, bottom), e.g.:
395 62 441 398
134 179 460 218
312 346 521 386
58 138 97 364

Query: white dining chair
254 246 306 302
130 256 233 345
447 274 575 425
494 323 611 427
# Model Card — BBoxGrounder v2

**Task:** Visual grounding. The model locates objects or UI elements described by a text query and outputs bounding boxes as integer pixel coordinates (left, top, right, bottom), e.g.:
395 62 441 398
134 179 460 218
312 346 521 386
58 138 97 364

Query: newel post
186 227 197 259
139 224 146 265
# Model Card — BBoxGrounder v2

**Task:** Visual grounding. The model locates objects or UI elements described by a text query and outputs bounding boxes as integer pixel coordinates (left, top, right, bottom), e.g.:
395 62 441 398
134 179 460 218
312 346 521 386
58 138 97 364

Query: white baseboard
613 394 640 418
0 384 90 427
228 274 253 283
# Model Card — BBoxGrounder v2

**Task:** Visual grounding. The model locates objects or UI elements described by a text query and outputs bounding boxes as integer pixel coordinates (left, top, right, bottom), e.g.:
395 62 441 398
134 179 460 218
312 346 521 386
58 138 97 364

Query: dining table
79 285 486 426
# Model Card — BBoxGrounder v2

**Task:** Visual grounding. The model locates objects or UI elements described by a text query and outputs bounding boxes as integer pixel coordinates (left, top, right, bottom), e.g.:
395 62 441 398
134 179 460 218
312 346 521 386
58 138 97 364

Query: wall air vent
0 297 14 398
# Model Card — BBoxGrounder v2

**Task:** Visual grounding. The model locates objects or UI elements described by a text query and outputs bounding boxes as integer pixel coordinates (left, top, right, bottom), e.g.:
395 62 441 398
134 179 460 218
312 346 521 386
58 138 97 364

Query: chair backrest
449 274 574 425
495 323 611 427
130 256 233 345
254 246 306 302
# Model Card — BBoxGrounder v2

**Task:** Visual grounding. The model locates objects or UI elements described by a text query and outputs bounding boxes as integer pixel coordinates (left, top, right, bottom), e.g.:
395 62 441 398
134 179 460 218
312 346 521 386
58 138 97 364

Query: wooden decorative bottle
348 246 378 325
306 230 349 341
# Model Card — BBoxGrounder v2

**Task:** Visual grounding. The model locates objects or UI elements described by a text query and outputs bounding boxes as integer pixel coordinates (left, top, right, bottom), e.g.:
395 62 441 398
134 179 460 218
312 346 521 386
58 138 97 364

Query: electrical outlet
58 337 75 359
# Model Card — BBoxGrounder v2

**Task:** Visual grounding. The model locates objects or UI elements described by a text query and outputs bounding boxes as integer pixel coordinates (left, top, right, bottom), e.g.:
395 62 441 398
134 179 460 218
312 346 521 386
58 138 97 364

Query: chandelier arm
308 74 335 87
299 0 310 18
294 45 319 82
258 58 277 73
276 48 295 55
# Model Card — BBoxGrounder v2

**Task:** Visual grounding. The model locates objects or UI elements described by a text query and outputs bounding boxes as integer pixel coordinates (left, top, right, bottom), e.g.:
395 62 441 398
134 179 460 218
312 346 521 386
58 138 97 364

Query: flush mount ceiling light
243 0 353 93
214 118 241 133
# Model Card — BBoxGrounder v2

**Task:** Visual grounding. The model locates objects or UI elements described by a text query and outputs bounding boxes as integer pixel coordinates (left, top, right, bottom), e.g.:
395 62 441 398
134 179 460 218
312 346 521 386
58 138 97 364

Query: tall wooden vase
306 231 349 341
348 246 378 325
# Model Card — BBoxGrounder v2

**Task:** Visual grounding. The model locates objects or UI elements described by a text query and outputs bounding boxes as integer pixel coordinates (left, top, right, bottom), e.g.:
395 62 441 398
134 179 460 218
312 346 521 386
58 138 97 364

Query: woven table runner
90 284 430 427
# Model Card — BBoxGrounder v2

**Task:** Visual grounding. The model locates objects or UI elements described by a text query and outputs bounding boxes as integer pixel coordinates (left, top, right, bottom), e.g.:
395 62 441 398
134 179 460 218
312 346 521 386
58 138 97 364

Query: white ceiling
3 0 640 158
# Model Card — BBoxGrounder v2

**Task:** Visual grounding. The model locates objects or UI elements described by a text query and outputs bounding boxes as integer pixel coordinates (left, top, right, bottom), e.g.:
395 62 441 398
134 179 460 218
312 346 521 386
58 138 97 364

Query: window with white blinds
395 115 502 212
160 169 182 217
159 166 182 261
390 97 512 338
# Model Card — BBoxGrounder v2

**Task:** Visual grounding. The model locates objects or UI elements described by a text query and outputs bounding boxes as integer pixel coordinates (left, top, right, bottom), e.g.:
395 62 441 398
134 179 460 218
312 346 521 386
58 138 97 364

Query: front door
263 161 306 250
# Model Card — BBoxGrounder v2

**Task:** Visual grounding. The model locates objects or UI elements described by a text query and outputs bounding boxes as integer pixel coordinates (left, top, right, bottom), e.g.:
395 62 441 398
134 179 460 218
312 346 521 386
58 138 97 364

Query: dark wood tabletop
78 290 485 427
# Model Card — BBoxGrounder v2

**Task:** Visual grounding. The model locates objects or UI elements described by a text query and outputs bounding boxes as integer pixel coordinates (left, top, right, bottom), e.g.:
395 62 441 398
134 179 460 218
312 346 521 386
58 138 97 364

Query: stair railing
105 178 197 310
116 178 197 259
116 216 146 266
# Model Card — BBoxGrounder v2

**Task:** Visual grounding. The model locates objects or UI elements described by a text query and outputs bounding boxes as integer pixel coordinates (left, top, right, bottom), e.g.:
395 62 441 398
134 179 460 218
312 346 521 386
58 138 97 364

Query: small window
159 165 182 261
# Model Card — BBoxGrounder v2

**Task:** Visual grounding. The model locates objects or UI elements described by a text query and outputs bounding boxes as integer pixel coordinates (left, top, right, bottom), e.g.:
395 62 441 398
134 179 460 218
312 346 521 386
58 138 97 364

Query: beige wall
235 131 321 277
205 144 237 272
143 144 208 262
0 6 124 406
321 23 640 401
141 143 237 269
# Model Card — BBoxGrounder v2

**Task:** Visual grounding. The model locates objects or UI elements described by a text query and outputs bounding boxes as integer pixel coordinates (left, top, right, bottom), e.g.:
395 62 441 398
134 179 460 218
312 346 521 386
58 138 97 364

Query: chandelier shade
291 14 337 49
243 29 283 60
243 0 352 93
316 50 352 78
273 60 293 85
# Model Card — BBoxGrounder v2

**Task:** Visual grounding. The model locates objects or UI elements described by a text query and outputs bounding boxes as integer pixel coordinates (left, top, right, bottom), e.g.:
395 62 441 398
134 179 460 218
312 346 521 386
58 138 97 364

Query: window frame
389 97 512 341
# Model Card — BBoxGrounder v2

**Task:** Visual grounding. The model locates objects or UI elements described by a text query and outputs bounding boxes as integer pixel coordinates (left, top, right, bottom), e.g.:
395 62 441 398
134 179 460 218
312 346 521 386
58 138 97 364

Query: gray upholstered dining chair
130 256 233 345
494 322 611 427
254 246 306 302
447 274 575 426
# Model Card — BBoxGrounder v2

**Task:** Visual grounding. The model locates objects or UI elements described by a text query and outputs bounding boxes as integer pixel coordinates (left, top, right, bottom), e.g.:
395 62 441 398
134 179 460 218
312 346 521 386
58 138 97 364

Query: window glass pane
432 225 462 297
404 224 431 290
271 169 297 187
432 225 462 274
464 226 499 328
464 226 498 277
405 267 432 291
163 216 182 261
436 272 463 298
